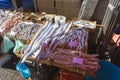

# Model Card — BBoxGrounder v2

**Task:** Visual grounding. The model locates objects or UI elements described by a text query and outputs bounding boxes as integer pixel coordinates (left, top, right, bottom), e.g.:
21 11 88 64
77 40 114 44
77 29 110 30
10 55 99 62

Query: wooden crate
60 69 84 80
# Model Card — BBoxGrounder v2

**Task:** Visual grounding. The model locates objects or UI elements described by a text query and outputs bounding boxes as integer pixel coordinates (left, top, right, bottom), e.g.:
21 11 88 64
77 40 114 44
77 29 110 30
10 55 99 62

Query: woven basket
60 69 84 80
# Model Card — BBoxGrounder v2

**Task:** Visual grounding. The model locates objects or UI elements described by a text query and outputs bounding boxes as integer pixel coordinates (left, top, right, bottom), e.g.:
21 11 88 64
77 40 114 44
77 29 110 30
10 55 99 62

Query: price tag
72 57 83 64
69 41 78 47
42 42 47 47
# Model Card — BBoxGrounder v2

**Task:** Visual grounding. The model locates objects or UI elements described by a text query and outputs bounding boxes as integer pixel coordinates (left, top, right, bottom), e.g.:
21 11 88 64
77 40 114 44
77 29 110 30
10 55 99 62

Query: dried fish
23 21 50 54
0 12 23 33
21 21 52 63
49 48 99 72
73 20 96 29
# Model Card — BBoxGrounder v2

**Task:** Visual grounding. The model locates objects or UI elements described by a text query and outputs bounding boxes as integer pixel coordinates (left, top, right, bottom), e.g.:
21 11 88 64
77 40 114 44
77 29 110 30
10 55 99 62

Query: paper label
72 57 83 64
42 42 47 47
69 41 78 47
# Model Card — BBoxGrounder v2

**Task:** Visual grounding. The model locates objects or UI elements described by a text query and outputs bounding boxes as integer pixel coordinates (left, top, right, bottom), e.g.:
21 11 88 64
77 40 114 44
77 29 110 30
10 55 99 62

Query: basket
60 69 84 80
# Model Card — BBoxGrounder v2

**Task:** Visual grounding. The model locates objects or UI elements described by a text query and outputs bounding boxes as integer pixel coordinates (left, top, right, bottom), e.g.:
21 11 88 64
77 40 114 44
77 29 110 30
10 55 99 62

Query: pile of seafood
36 28 89 59
21 20 73 62
0 9 99 72
0 10 7 25
7 22 42 40
0 10 23 33
49 48 99 72
19 15 99 72
0 10 46 40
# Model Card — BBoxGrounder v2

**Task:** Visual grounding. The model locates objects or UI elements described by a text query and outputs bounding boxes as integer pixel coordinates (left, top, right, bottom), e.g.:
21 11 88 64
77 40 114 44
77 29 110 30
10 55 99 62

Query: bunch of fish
7 22 42 40
21 17 71 63
36 28 89 60
49 48 99 72
73 20 96 29
0 11 23 33
0 10 99 72
68 28 88 50
0 10 7 26
20 16 92 64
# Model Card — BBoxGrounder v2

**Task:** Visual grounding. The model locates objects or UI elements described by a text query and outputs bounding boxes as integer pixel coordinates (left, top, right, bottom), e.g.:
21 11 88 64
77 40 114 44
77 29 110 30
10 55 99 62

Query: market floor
1 52 59 80
0 68 27 80
0 54 27 80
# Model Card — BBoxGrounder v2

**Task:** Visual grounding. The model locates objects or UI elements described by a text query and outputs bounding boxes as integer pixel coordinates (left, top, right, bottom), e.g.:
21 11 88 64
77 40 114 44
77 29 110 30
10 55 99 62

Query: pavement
0 68 27 80
0 53 27 80
0 52 59 80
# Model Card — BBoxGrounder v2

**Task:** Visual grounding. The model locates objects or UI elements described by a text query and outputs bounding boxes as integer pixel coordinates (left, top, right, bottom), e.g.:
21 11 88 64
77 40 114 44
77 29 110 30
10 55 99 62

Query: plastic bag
1 33 14 53
16 62 31 79
13 38 24 53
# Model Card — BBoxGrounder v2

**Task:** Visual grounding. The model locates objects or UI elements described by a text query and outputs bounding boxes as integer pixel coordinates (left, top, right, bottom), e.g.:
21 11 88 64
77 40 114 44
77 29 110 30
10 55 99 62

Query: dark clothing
115 24 120 34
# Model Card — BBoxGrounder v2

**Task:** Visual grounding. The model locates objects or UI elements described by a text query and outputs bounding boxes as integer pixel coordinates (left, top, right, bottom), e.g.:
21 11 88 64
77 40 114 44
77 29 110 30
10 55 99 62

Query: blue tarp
85 60 120 80
0 0 13 9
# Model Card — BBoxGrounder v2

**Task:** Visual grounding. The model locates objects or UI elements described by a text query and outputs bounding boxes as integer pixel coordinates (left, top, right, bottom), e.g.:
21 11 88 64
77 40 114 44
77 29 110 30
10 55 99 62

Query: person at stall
111 23 120 47
115 24 120 34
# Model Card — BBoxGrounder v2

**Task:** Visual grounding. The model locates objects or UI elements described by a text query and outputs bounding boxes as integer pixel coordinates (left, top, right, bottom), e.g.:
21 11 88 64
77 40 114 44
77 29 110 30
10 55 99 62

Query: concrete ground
0 68 27 80
0 53 27 80
0 52 59 80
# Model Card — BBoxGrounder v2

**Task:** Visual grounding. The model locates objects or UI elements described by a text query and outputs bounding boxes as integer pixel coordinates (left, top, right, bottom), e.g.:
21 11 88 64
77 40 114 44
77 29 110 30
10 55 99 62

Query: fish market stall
0 9 99 80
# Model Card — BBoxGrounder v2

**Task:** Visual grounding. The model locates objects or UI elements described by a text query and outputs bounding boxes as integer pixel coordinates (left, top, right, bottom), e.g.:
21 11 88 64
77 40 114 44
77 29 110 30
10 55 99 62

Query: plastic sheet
13 38 24 53
1 34 14 53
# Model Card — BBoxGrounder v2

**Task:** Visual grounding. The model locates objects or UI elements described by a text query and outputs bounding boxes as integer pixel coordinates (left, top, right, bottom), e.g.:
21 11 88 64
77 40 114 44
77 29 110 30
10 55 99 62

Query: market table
16 52 96 78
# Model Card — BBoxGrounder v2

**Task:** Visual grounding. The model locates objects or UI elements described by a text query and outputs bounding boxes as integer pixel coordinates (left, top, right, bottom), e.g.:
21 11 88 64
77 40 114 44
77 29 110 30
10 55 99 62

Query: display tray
16 52 96 78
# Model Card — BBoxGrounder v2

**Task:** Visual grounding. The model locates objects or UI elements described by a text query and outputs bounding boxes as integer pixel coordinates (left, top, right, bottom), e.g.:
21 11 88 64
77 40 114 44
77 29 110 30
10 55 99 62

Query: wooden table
16 53 96 78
